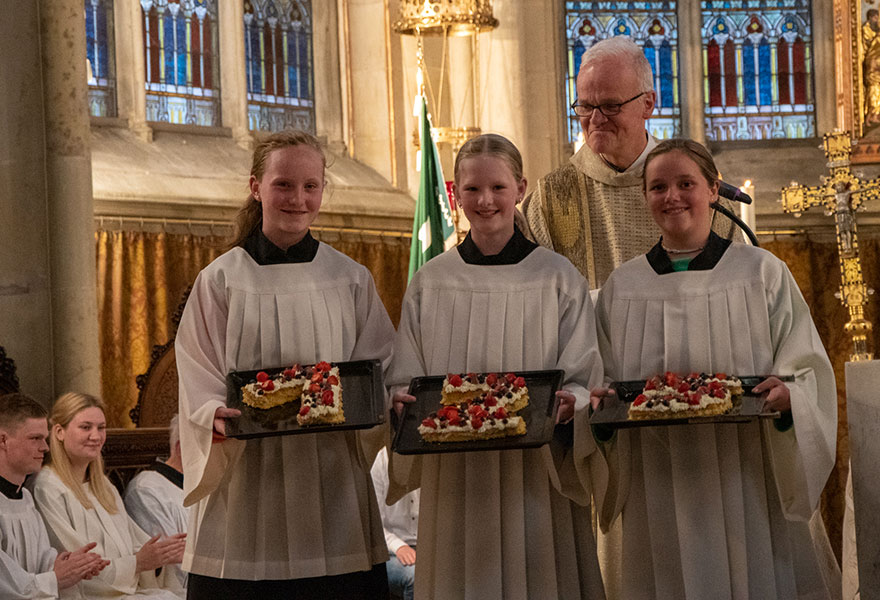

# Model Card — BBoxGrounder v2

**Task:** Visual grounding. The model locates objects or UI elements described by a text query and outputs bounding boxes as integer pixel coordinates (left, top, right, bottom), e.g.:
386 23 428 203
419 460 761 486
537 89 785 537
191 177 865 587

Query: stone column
845 360 880 598
0 3 53 402
219 0 252 149
40 0 102 397
313 1 346 154
115 0 152 141
679 3 706 143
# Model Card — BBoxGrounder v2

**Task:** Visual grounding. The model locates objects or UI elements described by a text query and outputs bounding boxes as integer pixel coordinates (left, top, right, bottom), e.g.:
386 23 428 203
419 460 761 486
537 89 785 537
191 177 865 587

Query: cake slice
296 362 345 426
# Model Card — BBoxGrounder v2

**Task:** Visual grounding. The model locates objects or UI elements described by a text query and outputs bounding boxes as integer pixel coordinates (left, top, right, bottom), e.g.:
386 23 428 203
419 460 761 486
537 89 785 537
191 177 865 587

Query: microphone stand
711 201 759 247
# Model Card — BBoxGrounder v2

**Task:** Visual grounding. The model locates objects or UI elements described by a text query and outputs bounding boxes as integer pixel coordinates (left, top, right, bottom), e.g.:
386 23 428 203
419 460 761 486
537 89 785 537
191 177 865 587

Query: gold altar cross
781 131 875 361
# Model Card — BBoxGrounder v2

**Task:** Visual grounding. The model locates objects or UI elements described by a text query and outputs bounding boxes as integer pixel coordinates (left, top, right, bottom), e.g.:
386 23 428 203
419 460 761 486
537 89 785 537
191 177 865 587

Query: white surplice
387 246 606 600
0 488 58 599
175 244 394 581
595 243 841 599
123 468 187 588
32 468 183 599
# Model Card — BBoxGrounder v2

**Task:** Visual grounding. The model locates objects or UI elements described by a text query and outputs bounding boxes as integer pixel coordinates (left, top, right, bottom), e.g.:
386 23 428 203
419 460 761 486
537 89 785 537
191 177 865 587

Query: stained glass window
702 1 815 141
86 0 116 117
141 0 220 126
564 2 680 146
244 0 314 133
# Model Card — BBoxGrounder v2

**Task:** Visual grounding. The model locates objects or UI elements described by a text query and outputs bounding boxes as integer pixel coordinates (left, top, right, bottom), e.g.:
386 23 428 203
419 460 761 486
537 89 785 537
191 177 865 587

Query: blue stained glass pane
86 7 97 75
743 42 756 106
97 5 108 77
177 16 187 86
643 45 656 78
299 32 310 99
573 40 585 79
248 27 261 93
288 32 299 98
758 41 772 105
659 42 673 107
164 15 176 85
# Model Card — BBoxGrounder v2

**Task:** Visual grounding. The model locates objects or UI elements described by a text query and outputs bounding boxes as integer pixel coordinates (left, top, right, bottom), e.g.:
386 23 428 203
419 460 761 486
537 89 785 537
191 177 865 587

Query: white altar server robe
32 468 183 599
0 488 58 599
124 468 187 588
387 245 606 600
175 244 393 580
596 242 840 600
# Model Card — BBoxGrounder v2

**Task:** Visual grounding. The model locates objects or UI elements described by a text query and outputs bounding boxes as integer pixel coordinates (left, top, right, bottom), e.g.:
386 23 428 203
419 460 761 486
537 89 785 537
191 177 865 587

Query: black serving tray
391 369 564 455
225 359 385 439
589 375 792 429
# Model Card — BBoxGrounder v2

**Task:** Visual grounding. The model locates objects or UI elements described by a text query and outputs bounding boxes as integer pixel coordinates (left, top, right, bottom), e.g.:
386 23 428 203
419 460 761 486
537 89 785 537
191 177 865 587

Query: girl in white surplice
591 138 841 599
387 134 607 600
33 392 186 599
174 130 395 598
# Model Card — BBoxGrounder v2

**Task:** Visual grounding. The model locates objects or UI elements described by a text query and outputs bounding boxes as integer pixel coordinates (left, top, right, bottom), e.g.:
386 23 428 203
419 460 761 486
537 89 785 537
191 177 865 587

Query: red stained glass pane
793 38 806 105
723 39 737 107
263 22 275 96
203 15 213 90
708 40 722 107
191 15 202 88
778 38 790 105
275 27 285 97
148 9 161 83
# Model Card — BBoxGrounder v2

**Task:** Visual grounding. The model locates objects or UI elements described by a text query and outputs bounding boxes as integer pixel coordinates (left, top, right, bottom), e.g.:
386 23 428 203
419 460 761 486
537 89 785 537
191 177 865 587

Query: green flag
408 95 456 281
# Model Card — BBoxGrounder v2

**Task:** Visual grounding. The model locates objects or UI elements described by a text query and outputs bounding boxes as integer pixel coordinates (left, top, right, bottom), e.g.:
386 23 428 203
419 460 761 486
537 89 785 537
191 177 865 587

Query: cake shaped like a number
628 371 742 420
418 372 530 443
241 361 344 426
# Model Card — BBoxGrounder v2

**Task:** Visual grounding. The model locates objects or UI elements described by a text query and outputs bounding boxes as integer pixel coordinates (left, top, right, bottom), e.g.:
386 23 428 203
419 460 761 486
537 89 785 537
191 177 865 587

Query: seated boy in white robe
124 415 187 589
0 393 108 599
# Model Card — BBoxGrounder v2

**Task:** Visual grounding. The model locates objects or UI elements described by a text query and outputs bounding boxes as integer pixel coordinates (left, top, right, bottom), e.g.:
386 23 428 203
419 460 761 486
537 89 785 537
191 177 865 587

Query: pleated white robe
0 489 58 600
124 470 188 589
175 244 394 581
595 243 840 600
387 246 607 600
32 468 183 599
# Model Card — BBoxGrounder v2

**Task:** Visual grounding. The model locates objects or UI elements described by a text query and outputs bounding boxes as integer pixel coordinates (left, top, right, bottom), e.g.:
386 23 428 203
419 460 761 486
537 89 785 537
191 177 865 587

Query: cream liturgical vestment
595 238 840 599
387 233 607 600
0 486 58 599
521 137 734 288
32 468 183 599
175 239 394 581
124 464 187 589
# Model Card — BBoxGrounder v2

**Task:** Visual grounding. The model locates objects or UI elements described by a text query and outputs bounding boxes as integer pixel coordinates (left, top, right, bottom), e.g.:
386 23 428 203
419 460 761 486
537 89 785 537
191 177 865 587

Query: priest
0 393 108 599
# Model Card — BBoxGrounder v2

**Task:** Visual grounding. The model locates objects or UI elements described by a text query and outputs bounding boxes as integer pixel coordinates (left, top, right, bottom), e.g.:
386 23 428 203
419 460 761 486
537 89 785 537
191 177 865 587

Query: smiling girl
592 138 839 598
387 134 606 599
33 393 185 598
174 129 395 598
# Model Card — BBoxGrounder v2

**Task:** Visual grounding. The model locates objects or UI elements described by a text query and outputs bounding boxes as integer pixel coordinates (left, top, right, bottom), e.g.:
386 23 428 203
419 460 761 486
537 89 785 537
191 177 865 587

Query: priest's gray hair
579 37 654 94
168 413 180 450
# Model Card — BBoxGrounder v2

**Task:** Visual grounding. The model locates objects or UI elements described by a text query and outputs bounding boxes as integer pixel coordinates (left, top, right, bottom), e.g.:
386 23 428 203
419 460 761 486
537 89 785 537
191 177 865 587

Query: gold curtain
95 229 410 429
763 236 880 562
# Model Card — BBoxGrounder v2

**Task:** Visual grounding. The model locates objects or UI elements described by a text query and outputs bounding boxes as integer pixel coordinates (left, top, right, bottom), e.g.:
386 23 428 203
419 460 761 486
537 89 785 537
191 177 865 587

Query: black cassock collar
149 461 184 490
457 226 538 265
646 231 732 275
243 227 319 265
0 473 23 500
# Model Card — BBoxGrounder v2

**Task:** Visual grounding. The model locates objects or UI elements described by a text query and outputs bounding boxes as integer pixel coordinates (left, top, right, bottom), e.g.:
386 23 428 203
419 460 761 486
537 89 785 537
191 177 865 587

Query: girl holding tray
175 130 395 598
388 134 607 600
591 138 840 598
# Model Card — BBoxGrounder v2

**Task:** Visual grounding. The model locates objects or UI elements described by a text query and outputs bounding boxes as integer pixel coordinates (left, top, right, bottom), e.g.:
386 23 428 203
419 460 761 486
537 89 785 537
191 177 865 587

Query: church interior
2 0 879 588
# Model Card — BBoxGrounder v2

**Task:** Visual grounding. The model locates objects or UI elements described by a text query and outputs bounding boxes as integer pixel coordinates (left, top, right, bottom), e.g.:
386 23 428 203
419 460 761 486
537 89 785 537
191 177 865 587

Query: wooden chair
129 286 191 427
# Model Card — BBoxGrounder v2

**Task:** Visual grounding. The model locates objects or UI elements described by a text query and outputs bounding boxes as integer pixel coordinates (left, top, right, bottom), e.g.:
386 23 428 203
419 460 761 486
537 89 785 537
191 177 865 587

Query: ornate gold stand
781 131 876 360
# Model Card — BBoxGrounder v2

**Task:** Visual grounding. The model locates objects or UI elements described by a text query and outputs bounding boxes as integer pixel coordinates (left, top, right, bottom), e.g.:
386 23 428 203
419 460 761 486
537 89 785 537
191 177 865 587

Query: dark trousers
187 563 390 600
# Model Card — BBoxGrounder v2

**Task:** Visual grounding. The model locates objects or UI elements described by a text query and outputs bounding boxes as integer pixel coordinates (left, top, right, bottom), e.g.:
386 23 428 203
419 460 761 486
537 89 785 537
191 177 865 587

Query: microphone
718 180 752 204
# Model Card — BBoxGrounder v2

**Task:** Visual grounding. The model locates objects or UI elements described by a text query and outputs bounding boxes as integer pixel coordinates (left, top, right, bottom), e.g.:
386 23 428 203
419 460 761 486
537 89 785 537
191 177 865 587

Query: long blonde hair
227 129 327 250
47 392 117 513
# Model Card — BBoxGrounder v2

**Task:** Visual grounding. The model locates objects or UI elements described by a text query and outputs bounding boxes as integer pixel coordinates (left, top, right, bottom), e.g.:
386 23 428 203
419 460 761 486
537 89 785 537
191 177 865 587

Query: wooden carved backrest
0 346 21 395
130 287 191 427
